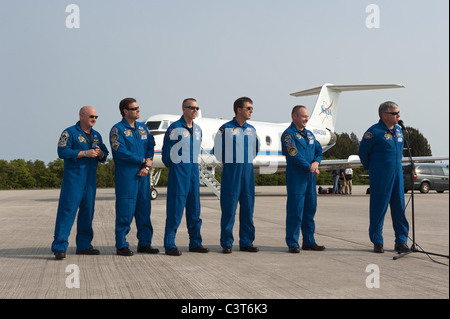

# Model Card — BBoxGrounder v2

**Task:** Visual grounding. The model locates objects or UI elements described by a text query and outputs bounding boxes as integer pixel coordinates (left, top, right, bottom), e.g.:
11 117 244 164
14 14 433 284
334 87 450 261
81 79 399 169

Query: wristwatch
144 166 150 171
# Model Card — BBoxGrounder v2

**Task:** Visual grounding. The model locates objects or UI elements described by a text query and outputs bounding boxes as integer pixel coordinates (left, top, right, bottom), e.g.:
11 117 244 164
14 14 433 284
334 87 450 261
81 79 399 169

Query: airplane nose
153 133 164 149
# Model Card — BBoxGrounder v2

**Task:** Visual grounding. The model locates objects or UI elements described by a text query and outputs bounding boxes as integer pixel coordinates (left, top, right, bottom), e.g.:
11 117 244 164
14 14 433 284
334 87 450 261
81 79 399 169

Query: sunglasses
385 111 400 115
127 106 140 111
184 106 200 111
89 115 99 119
240 106 253 111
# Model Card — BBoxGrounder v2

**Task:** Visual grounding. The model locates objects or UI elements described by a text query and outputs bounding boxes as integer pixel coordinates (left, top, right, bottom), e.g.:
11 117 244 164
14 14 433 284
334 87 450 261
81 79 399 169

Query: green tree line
0 127 431 190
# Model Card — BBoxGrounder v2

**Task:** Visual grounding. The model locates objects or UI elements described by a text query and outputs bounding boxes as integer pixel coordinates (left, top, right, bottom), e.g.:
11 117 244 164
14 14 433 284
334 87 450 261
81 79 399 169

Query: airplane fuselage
146 113 336 174
145 84 407 176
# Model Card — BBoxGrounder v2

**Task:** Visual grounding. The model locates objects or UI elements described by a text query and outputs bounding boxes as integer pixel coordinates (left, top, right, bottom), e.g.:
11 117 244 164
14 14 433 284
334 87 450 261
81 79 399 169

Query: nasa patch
78 134 87 143
288 147 298 156
363 131 373 140
58 131 69 147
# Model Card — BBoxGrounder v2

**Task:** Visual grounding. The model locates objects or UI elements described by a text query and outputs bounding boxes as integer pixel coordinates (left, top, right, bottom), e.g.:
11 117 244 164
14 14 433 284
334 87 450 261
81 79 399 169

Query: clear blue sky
1 0 448 164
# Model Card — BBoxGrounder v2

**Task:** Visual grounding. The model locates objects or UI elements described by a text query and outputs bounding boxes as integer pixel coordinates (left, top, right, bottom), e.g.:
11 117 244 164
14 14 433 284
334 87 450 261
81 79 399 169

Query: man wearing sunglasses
359 101 410 254
110 98 158 256
52 106 109 260
162 98 209 256
213 97 260 254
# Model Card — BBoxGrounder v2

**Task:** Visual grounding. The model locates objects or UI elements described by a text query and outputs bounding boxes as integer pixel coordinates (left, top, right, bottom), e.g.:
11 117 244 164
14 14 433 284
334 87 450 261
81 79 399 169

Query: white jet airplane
145 83 448 199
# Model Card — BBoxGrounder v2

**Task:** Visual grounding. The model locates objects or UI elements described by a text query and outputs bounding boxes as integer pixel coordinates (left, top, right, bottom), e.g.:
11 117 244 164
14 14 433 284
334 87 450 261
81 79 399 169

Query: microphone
398 120 405 130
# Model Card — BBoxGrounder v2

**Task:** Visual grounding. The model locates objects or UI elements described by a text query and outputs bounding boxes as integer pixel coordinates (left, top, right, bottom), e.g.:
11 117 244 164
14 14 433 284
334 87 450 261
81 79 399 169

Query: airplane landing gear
151 187 158 200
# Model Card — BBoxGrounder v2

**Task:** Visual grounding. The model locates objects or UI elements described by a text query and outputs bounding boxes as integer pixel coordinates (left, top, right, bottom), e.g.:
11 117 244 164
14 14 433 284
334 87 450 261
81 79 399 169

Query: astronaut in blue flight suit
110 98 158 256
281 105 324 253
213 97 260 254
358 101 410 254
52 106 109 260
162 98 209 256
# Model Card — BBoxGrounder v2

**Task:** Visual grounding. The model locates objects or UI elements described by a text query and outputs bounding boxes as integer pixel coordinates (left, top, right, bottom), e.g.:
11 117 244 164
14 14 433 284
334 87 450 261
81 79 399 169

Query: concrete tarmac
0 186 448 300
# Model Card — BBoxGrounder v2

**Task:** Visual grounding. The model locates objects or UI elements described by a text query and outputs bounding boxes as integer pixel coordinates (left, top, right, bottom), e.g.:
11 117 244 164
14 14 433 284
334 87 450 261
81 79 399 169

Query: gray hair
378 101 398 118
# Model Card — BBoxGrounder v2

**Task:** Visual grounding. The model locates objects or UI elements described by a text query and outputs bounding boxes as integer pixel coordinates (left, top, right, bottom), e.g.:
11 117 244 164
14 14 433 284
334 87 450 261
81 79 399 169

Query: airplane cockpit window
146 121 161 131
161 121 170 130
146 120 174 135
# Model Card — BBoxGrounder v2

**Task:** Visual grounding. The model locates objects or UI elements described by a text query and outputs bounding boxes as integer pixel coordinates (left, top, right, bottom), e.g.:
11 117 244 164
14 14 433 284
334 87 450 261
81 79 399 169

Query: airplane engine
311 128 336 152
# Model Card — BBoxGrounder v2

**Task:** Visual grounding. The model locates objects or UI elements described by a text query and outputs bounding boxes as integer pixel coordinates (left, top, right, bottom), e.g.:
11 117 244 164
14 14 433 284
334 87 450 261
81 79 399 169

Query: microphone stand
393 122 449 260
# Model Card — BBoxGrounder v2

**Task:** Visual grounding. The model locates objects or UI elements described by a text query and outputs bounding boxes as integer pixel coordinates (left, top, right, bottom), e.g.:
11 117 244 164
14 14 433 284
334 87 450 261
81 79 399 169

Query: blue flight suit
52 122 109 254
110 118 155 249
213 118 260 248
358 120 409 245
281 123 322 248
162 116 203 250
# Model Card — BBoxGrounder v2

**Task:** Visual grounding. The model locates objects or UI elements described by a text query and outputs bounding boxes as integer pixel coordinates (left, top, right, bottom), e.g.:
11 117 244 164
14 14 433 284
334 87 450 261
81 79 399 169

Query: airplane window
266 136 271 146
146 121 161 131
161 121 170 130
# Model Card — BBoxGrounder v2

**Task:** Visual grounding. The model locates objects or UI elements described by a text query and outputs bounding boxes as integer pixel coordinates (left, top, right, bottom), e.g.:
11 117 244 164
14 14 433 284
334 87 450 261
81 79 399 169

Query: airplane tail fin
290 84 404 132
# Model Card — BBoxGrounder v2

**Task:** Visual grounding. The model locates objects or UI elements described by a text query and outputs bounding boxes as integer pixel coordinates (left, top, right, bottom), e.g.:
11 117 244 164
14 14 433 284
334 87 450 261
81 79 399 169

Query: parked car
403 163 449 193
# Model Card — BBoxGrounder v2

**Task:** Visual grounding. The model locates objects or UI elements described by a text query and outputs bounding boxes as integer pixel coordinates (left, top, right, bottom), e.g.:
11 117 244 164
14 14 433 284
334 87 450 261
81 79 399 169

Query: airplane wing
319 155 449 170
253 155 449 175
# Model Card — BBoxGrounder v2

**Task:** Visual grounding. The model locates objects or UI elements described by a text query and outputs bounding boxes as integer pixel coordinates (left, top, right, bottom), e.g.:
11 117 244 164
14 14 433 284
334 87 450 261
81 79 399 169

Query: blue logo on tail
319 101 333 123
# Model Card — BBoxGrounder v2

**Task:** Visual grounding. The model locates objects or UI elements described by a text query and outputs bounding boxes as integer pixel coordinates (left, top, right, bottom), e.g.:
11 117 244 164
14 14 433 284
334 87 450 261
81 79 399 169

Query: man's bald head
79 106 98 132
